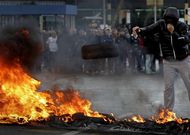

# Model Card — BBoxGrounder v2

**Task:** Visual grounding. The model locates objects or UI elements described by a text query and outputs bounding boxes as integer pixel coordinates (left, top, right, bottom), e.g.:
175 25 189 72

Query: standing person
129 29 144 72
46 30 58 73
133 7 190 110
116 28 131 73
40 30 49 72
143 34 158 74
101 27 115 74
74 29 88 73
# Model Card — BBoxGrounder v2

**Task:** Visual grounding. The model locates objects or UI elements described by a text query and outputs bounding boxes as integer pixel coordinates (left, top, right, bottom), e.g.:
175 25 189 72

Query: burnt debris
23 113 190 135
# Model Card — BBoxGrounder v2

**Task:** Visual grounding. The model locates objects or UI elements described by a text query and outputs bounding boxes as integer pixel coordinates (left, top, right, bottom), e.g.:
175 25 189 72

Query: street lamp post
184 0 188 24
154 0 157 23
103 0 106 25
147 0 163 23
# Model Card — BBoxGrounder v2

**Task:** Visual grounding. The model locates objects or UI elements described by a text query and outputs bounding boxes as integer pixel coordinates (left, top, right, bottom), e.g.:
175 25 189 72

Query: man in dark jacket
133 7 190 110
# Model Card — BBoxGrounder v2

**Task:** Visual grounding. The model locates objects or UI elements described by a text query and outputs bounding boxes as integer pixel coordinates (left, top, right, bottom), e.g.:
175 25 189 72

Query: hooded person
132 7 190 111
163 7 179 25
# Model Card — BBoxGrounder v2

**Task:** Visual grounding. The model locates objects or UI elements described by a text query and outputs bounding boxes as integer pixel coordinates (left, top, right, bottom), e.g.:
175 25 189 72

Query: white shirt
46 36 58 52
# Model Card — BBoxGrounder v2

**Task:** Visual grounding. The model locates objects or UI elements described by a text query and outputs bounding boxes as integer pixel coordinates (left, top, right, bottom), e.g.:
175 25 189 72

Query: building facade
0 0 77 31
76 0 187 29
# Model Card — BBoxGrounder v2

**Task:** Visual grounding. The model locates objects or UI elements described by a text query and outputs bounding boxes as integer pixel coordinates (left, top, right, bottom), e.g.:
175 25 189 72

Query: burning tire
81 44 119 59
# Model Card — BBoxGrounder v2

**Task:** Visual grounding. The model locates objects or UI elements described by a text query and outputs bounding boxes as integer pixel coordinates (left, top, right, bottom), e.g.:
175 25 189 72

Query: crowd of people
37 24 161 75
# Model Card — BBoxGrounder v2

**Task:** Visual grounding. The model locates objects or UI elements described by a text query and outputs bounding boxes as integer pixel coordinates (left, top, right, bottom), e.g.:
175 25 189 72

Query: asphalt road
0 125 167 135
37 71 190 118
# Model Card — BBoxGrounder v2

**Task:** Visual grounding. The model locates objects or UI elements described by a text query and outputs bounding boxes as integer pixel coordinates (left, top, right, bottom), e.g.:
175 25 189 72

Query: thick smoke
0 24 42 70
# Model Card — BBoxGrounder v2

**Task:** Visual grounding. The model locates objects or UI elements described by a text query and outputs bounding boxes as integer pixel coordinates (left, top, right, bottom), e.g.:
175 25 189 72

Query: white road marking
61 131 80 135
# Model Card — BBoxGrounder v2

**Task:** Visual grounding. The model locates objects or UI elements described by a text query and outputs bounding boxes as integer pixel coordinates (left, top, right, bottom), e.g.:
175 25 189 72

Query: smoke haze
0 24 42 70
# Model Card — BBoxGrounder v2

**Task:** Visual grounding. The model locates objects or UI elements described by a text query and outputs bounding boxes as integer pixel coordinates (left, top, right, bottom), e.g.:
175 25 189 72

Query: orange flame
127 115 145 123
151 108 189 124
44 89 106 122
0 59 108 124
126 109 189 124
0 59 49 124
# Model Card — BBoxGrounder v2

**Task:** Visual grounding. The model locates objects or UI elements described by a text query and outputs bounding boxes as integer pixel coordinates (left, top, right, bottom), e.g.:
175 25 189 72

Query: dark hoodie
138 7 190 61
163 7 179 25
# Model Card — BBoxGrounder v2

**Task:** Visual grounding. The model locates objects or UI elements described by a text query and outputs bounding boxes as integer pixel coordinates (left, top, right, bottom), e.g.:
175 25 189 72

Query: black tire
81 43 119 59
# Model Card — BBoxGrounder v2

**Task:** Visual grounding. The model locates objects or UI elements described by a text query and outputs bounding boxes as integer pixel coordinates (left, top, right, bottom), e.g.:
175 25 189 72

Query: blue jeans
145 54 154 74
163 56 190 110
